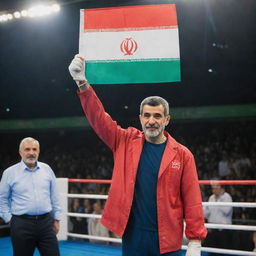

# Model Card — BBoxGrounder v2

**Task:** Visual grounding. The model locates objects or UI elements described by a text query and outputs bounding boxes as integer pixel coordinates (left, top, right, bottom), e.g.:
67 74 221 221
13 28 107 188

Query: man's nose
148 116 156 124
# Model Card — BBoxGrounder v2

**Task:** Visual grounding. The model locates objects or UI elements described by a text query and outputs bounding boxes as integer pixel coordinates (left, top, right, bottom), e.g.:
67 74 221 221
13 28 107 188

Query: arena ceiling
0 0 256 121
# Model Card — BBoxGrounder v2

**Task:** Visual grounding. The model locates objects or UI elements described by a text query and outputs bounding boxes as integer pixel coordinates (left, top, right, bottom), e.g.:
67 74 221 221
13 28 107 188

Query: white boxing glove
68 54 87 82
185 241 201 256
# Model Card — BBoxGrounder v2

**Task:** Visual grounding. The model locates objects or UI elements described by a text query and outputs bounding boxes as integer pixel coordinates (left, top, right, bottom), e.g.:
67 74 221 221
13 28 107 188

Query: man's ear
165 115 171 126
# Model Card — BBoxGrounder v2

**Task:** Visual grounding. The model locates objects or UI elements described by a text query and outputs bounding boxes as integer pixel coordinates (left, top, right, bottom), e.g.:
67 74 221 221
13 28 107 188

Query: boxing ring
1 179 256 256
56 178 256 256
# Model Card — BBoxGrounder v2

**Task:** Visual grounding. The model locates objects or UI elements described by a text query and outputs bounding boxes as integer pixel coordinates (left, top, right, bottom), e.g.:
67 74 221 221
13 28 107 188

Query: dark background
0 0 256 121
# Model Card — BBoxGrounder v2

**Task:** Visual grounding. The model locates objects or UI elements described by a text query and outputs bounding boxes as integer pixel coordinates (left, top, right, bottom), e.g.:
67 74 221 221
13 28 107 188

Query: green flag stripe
86 60 180 84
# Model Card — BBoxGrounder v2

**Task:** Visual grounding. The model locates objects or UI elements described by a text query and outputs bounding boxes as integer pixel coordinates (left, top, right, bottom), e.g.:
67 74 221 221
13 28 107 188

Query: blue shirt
129 140 166 231
0 161 61 223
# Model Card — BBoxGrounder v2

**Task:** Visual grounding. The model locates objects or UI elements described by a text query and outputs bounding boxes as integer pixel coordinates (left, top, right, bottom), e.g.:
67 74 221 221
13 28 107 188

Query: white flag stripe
79 29 180 61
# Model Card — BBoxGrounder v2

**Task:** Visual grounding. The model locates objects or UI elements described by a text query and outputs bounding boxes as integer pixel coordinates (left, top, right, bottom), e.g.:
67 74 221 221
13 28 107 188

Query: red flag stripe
83 4 177 31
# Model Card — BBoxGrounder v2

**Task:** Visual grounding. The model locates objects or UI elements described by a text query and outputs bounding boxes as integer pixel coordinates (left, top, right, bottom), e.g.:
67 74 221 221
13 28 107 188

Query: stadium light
0 3 60 23
13 12 21 19
21 10 28 17
7 14 13 20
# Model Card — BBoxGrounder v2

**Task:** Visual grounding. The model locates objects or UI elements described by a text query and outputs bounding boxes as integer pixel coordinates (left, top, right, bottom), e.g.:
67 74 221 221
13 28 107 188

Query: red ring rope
68 179 256 185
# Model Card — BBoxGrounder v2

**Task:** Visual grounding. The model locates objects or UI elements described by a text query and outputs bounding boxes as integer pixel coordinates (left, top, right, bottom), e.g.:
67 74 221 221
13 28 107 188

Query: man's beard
23 155 37 166
142 124 165 138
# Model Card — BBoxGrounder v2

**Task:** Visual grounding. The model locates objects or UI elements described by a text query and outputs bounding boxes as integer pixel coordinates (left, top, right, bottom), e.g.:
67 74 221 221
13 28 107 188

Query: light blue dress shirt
204 192 233 224
0 161 61 223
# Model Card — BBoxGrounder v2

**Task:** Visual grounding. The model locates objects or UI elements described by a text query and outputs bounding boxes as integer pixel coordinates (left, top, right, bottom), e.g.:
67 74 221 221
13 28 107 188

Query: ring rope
205 223 256 232
67 212 256 231
67 193 256 208
68 193 108 199
68 213 101 219
68 232 121 243
203 202 256 208
69 179 111 184
198 246 256 256
68 179 256 185
199 180 256 185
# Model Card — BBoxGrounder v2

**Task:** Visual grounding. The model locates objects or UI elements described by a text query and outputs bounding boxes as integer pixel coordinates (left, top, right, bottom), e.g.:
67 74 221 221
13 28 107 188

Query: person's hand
68 54 87 82
53 220 60 234
185 241 201 256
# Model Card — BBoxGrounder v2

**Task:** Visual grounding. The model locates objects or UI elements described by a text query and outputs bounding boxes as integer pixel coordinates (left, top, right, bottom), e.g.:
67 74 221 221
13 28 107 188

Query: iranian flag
79 4 180 84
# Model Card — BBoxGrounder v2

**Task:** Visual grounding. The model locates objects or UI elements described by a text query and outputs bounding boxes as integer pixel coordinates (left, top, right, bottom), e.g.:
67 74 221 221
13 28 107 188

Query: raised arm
68 55 126 151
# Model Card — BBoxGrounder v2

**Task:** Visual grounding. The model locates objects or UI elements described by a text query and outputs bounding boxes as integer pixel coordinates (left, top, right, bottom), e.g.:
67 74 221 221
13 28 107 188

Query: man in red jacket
68 55 207 256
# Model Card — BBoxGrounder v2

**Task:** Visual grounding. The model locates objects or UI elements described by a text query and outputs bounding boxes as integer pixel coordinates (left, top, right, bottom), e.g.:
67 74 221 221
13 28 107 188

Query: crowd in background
0 120 255 251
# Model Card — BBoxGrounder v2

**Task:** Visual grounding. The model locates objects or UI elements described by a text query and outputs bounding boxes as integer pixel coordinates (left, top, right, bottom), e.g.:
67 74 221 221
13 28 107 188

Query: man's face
19 140 40 169
93 203 101 213
140 104 170 142
211 184 222 197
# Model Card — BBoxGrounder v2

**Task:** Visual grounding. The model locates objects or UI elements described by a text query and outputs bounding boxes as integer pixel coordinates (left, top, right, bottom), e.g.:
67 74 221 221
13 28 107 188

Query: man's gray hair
140 96 169 116
19 137 40 150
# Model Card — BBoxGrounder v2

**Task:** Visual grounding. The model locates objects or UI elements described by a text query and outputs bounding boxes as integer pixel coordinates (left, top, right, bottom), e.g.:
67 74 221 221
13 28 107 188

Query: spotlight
7 14 13 20
21 10 28 17
14 12 21 18
0 3 61 23
27 4 60 17
1 14 8 22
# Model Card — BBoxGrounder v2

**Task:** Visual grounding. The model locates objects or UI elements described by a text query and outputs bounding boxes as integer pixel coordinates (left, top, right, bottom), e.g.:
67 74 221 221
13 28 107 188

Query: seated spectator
203 184 233 256
88 202 109 244
70 198 86 238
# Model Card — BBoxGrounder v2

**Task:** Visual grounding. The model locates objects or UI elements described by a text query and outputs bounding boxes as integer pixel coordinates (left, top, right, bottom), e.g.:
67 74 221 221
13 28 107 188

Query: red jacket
78 87 207 253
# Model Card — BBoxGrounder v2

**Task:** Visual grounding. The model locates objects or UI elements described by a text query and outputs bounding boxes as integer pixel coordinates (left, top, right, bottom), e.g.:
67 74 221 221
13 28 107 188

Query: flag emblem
120 38 138 56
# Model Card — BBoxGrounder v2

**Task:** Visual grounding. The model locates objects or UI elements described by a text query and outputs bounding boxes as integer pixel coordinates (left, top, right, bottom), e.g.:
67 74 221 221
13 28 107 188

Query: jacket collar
158 132 179 178
131 131 179 179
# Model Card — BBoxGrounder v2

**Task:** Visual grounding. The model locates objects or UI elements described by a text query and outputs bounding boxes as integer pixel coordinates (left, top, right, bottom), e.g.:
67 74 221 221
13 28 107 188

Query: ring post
56 178 68 240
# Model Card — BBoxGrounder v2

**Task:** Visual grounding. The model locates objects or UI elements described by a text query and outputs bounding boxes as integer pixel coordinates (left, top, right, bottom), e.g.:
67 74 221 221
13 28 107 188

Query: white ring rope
68 232 121 243
205 223 256 231
68 213 101 219
68 193 108 199
68 193 256 208
67 212 256 231
194 246 256 256
203 202 256 208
